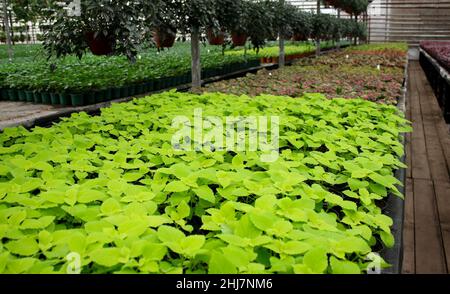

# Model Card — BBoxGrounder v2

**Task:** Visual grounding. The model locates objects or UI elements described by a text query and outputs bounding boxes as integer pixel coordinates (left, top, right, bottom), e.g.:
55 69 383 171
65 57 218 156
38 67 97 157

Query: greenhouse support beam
2 0 13 61
191 26 201 90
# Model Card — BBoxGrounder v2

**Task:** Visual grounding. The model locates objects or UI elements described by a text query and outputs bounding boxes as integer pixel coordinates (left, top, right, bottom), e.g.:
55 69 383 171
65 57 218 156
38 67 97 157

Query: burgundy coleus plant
203 49 406 105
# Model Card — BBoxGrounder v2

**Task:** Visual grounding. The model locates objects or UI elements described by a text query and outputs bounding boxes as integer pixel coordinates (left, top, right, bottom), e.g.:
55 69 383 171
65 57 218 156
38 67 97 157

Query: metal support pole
278 0 285 67
2 0 13 61
316 0 321 56
191 26 201 90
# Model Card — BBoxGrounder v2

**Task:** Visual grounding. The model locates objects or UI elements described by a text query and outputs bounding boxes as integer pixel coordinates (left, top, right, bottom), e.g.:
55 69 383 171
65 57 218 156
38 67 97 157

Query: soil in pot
85 32 115 56
231 32 247 47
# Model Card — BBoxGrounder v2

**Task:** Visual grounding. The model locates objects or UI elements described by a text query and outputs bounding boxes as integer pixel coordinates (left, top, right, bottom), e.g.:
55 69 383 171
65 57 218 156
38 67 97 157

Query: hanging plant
43 0 158 61
311 13 333 40
153 26 177 49
231 31 247 46
322 0 369 16
236 0 275 51
206 28 225 45
291 10 313 42
84 32 115 56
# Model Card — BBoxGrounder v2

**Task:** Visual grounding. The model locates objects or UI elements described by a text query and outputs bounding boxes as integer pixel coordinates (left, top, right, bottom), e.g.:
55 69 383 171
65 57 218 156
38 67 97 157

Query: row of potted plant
420 41 450 72
324 0 369 15
204 43 408 105
0 57 260 107
41 0 368 61
1 42 258 85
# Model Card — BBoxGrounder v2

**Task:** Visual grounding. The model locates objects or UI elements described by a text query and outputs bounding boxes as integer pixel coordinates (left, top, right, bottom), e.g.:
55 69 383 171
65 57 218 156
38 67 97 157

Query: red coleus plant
420 41 450 71
204 49 406 105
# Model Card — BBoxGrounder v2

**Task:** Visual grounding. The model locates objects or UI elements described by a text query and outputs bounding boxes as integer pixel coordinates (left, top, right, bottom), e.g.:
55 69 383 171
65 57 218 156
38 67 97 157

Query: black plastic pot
154 79 161 90
128 85 136 96
18 90 27 101
85 91 96 105
0 88 9 100
7 89 18 101
25 91 34 102
95 89 109 103
120 86 129 98
94 90 103 103
135 84 145 95
112 87 121 99
59 92 71 106
33 92 42 104
70 93 85 107
380 59 409 274
50 93 59 105
41 93 51 104
144 81 154 92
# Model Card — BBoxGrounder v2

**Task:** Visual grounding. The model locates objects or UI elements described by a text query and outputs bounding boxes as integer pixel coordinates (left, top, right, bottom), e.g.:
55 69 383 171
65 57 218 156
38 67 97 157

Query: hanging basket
231 32 247 46
325 0 339 7
154 28 176 49
292 33 308 42
85 32 115 56
266 33 278 42
207 28 225 46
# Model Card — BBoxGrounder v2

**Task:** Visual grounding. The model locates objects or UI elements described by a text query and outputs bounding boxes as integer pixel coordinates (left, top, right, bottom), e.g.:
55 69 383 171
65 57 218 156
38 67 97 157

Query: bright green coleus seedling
0 91 410 274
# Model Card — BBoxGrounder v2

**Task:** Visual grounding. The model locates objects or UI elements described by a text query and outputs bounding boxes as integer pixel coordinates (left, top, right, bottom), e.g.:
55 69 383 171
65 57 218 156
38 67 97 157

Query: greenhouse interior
0 0 449 280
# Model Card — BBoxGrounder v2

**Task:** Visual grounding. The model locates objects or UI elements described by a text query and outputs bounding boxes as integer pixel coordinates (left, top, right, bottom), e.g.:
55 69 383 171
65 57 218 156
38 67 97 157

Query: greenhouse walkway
402 61 450 274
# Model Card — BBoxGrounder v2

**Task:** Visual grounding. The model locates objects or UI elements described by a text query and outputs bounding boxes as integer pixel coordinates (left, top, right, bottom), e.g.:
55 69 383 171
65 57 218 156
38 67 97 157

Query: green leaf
232 154 244 169
40 190 65 204
330 256 361 274
100 198 121 215
303 247 328 273
379 231 395 248
368 173 398 188
142 243 167 261
157 225 185 243
283 241 311 255
164 181 189 193
20 216 55 229
221 245 255 268
209 252 237 274
6 258 36 273
348 178 369 191
249 209 279 232
179 235 205 256
193 185 215 203
5 237 40 256
77 189 106 203
90 248 122 267
334 237 371 254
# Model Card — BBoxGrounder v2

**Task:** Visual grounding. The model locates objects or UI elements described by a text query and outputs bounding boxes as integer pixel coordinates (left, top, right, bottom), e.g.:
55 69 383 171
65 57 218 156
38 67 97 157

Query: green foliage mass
0 91 411 273
0 43 259 92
